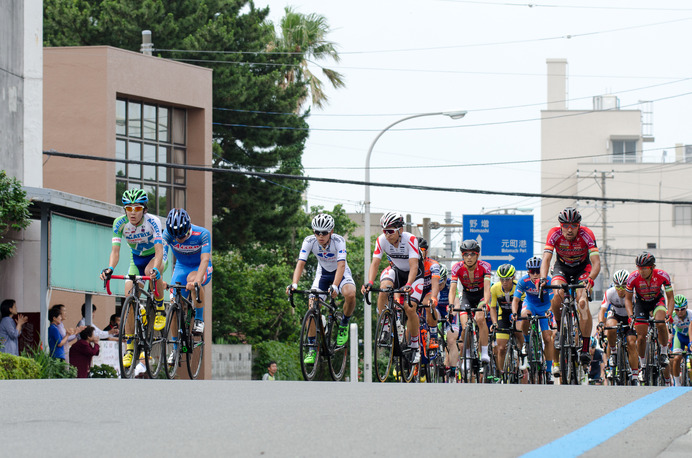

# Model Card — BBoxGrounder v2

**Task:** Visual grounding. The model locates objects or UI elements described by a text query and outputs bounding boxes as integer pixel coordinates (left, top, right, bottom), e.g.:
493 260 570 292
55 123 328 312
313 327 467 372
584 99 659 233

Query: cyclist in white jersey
670 295 692 386
287 214 356 363
597 269 638 384
362 211 424 364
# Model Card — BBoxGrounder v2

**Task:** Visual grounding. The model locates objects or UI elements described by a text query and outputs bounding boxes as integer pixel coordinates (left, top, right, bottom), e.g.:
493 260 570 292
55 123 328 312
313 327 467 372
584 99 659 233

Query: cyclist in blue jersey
99 189 167 368
163 208 212 335
512 256 555 383
670 295 692 386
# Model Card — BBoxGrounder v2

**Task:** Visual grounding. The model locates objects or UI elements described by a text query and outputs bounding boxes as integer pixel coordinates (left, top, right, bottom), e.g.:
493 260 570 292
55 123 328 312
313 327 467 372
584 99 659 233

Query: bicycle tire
528 328 545 384
503 334 520 384
559 311 571 385
459 325 471 383
118 296 140 379
616 337 628 386
145 298 165 379
299 309 322 381
327 313 348 381
399 325 417 384
485 345 497 384
644 336 656 386
186 304 205 380
682 355 690 386
163 301 181 379
374 309 394 382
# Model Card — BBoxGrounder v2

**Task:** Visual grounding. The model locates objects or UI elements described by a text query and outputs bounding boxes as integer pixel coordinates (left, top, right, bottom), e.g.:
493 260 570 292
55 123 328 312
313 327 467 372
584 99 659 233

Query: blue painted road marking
522 387 692 458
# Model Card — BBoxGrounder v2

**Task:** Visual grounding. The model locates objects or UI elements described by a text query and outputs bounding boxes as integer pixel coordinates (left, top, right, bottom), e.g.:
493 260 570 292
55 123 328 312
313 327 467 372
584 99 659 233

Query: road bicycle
602 321 632 386
541 283 587 385
517 313 550 384
639 316 668 386
485 330 500 383
164 283 205 379
290 288 348 382
105 274 164 379
426 322 446 383
368 286 417 383
674 348 692 387
500 322 522 384
455 306 484 384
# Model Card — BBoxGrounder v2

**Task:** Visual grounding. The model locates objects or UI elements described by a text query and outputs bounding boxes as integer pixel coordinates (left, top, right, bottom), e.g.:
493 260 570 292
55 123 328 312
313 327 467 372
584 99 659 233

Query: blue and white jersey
438 277 451 306
112 213 163 256
672 309 692 336
515 274 553 307
299 234 348 273
163 224 212 267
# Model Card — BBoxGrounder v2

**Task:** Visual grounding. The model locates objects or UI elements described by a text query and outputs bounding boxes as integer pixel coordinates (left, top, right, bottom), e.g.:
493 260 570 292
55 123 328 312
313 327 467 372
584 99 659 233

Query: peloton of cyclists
363 211 425 364
288 214 357 364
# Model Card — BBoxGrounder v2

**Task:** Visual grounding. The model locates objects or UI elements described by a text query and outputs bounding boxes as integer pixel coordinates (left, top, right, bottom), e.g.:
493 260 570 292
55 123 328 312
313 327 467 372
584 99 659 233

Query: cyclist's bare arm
624 291 634 317
405 258 417 290
586 253 601 291
190 252 211 290
361 256 382 293
288 259 307 293
540 251 552 280
332 260 346 295
666 289 675 316
100 245 120 280
511 296 520 316
483 278 491 308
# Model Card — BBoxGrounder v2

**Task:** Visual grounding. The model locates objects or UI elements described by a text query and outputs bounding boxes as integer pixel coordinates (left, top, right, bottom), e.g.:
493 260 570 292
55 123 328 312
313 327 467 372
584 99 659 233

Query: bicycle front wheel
398 329 417 383
616 338 628 386
374 309 394 382
145 298 165 379
327 314 348 381
682 355 691 386
118 296 140 379
163 302 181 379
186 307 205 380
299 309 322 381
503 336 519 384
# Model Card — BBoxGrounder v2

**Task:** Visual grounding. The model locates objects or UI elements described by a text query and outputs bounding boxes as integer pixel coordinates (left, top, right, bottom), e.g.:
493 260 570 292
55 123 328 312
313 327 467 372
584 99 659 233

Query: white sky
255 0 692 249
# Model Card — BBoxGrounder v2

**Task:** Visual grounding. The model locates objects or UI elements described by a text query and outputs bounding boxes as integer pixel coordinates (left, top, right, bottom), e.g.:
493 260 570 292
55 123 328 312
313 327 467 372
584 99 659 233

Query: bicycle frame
516 314 549 384
453 306 484 383
637 316 667 386
165 283 203 379
603 321 632 386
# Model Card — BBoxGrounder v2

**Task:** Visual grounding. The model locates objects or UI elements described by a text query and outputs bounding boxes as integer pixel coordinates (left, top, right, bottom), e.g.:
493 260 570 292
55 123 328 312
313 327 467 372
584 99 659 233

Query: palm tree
270 6 345 109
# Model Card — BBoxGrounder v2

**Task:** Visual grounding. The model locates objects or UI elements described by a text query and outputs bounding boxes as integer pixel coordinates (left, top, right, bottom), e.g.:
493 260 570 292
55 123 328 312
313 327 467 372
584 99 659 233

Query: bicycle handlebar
288 288 336 308
450 307 484 314
538 282 591 302
168 282 202 303
363 286 410 306
104 274 157 297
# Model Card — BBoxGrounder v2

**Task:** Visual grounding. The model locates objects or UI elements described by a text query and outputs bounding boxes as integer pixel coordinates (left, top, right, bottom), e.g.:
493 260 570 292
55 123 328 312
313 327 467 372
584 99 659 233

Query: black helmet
558 207 582 224
459 239 480 253
417 237 428 250
635 251 656 267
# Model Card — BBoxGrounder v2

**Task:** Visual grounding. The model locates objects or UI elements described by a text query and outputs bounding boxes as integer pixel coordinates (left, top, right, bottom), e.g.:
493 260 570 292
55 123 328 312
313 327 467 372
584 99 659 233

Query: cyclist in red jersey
448 239 492 364
624 251 674 382
540 207 600 366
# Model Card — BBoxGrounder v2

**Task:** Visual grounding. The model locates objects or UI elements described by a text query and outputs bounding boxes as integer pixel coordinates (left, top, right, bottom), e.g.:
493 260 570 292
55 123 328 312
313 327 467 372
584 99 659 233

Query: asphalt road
1 380 691 457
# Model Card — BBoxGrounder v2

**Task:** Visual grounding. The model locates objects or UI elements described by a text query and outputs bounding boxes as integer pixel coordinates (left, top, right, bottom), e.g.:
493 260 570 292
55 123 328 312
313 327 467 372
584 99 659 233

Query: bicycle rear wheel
682 355 690 386
184 305 205 380
398 328 417 384
374 309 394 382
502 339 519 384
118 296 140 379
327 314 348 381
163 302 181 379
644 338 656 386
616 339 628 386
459 325 476 383
145 298 165 379
299 309 322 381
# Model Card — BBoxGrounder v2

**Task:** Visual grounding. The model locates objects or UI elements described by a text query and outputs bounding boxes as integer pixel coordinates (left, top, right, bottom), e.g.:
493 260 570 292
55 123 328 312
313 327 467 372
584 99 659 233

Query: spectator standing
77 303 117 341
48 304 75 360
262 361 277 381
0 299 28 356
55 304 83 352
69 326 100 378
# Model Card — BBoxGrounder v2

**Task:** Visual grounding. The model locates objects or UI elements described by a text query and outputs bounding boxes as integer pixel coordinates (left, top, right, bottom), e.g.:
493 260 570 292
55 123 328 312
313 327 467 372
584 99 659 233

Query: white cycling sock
661 346 668 355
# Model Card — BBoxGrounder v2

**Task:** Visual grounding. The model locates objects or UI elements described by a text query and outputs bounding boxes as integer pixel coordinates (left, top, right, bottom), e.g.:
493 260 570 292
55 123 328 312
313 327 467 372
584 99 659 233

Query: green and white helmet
122 188 148 206
674 294 688 310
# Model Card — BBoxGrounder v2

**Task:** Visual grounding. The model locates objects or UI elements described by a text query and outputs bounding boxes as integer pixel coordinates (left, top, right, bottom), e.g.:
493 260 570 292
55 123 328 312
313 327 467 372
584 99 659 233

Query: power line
444 1 692 12
42 150 692 206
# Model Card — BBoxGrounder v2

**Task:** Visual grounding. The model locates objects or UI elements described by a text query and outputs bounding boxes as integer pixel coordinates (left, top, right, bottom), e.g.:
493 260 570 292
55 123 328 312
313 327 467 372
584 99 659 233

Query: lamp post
362 110 467 382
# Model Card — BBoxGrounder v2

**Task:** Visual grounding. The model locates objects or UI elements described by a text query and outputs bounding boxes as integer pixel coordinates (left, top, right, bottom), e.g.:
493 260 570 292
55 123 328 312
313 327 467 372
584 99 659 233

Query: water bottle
139 303 147 326
396 317 404 342
321 314 327 333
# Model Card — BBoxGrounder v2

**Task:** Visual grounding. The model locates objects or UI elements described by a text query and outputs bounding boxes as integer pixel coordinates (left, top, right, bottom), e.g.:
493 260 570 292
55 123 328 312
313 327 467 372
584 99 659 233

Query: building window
115 99 186 215
674 205 692 226
684 145 692 163
612 140 636 163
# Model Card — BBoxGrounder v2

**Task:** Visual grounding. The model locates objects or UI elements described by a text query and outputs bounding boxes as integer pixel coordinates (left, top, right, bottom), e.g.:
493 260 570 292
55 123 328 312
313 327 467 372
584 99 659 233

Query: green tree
269 6 345 109
0 171 31 261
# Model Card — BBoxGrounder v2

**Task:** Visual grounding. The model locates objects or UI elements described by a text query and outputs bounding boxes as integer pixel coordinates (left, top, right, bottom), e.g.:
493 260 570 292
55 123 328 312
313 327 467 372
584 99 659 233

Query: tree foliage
0 171 32 261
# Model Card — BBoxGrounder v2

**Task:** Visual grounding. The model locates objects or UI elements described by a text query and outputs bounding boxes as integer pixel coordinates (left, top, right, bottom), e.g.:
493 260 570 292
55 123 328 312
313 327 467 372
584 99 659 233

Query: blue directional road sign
462 214 533 267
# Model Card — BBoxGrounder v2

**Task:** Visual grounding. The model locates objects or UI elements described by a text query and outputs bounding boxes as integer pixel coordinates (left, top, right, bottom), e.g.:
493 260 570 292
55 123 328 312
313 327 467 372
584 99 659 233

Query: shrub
0 353 42 379
21 347 77 379
90 363 118 378
252 340 300 381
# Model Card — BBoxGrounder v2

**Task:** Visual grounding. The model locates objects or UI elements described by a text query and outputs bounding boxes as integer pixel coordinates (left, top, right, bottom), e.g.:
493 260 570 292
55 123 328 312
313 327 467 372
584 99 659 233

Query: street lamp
362 110 467 383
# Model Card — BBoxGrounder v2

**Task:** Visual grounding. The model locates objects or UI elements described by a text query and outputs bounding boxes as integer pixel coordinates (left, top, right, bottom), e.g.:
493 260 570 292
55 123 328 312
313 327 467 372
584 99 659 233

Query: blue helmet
526 256 542 270
166 208 191 239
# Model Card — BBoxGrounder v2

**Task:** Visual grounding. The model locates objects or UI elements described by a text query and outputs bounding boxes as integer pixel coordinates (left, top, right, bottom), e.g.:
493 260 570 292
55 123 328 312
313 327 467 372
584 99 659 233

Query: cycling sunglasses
560 223 579 229
383 229 398 235
124 205 144 213
528 269 540 275
314 230 329 236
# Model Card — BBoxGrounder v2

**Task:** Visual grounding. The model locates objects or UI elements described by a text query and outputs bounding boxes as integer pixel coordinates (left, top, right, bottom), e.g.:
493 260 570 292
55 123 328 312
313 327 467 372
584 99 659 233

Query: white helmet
380 211 404 229
612 269 629 286
311 214 334 232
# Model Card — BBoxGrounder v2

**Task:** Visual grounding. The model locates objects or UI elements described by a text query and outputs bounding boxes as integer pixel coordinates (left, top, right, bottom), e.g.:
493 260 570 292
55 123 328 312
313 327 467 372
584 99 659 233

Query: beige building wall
43 46 214 379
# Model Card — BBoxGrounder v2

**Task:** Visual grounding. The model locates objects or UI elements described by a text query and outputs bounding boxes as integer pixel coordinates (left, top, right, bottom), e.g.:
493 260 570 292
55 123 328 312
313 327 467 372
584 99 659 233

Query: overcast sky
255 0 692 249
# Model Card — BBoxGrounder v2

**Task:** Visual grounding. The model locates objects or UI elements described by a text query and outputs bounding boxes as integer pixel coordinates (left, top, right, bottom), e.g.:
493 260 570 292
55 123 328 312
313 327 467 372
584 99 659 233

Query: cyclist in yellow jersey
489 264 524 377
